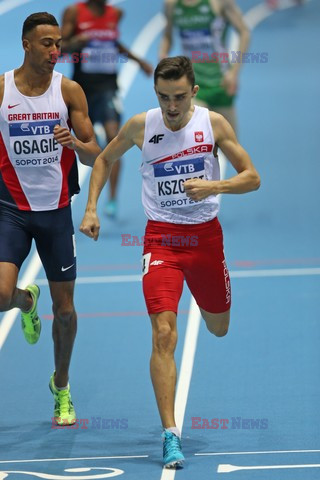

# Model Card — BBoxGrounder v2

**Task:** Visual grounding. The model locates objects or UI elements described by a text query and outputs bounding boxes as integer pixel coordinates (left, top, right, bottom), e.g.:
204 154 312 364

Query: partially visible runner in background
61 0 153 217
159 0 250 131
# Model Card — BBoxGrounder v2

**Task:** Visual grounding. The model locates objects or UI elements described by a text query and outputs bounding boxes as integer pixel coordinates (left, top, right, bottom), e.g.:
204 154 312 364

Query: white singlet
0 70 78 211
141 105 220 224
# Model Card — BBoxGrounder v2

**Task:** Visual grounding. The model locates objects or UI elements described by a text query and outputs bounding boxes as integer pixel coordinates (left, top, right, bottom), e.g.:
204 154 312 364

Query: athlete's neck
163 106 195 132
14 66 53 97
182 0 219 13
182 0 202 6
87 0 105 16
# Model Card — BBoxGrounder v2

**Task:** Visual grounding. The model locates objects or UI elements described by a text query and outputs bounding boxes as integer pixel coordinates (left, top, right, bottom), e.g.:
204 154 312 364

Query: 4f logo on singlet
149 134 164 144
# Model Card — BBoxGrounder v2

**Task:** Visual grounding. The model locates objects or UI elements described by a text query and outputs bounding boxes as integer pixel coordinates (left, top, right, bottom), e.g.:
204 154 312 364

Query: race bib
153 156 205 209
81 40 119 74
181 29 213 56
9 119 61 167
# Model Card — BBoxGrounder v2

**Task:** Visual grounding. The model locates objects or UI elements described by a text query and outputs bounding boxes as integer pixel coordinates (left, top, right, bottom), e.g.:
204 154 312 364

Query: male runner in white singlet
0 12 100 425
80 56 260 468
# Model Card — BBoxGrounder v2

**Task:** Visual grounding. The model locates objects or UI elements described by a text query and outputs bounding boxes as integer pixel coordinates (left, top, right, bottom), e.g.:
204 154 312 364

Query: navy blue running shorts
0 204 76 282
87 88 121 125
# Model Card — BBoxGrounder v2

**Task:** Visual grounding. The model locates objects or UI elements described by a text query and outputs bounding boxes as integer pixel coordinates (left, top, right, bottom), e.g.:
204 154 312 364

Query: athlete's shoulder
61 76 85 106
219 0 237 8
217 0 241 18
209 110 235 142
64 4 78 13
62 3 78 19
128 112 147 131
210 0 230 16
164 0 178 13
209 110 228 127
61 76 83 94
112 6 123 21
117 113 146 147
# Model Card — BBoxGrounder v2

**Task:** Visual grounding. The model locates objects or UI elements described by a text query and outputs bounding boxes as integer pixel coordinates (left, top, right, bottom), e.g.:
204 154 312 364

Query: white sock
165 427 181 438
55 384 68 391
53 372 68 391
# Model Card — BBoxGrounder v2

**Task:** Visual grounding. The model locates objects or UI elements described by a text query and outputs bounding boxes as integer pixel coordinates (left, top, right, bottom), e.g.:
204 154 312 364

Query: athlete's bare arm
159 0 177 60
80 113 146 240
184 112 260 200
117 42 153 76
216 0 250 95
59 77 101 166
219 0 250 43
61 5 89 52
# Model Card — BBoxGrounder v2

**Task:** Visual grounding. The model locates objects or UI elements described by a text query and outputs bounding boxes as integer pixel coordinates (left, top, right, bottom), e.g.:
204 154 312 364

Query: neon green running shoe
21 284 41 344
49 373 76 426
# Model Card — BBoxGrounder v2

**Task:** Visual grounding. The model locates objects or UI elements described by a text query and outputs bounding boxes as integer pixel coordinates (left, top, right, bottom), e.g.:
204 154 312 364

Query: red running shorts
142 217 231 314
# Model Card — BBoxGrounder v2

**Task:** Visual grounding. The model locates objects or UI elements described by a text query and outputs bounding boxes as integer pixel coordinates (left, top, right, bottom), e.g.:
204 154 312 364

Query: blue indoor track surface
0 0 320 479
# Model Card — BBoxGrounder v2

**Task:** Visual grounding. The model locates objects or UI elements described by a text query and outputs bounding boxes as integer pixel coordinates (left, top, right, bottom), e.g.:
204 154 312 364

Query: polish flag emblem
195 131 204 142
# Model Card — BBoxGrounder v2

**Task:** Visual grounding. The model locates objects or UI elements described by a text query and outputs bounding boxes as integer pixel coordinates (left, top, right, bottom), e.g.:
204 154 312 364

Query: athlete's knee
152 318 177 354
52 303 76 328
206 320 229 337
202 309 230 337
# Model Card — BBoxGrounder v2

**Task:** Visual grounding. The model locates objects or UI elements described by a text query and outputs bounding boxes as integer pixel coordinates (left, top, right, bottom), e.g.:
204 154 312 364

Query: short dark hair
22 12 59 39
154 56 195 88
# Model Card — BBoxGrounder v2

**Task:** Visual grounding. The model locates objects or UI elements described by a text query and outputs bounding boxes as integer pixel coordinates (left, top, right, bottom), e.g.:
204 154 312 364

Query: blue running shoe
104 199 117 218
162 430 185 468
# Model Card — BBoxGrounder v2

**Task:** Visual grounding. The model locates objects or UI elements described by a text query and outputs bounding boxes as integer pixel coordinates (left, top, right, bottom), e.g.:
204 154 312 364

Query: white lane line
0 11 164 351
231 267 320 278
160 1 300 478
174 297 201 432
35 274 142 286
0 456 148 465
196 449 320 456
218 462 320 473
0 0 33 15
0 468 123 480
118 12 166 99
159 466 175 480
0 253 42 351
1 448 319 464
159 42 229 480
34 267 320 286
0 0 125 16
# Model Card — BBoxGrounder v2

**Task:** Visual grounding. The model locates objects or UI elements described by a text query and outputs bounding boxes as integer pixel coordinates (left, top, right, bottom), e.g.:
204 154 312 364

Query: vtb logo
149 134 164 144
